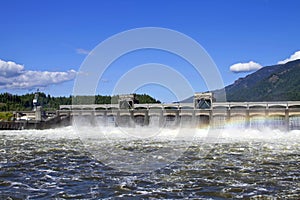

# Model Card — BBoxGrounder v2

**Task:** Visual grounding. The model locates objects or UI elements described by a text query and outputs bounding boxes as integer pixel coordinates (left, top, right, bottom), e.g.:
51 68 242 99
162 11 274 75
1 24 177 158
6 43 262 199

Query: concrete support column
265 106 269 117
245 109 250 128
91 110 96 126
209 110 213 127
192 110 196 128
285 109 290 132
175 110 180 126
116 111 120 127
144 110 149 126
227 108 231 123
130 110 134 127
265 106 269 127
159 110 164 127
103 111 107 126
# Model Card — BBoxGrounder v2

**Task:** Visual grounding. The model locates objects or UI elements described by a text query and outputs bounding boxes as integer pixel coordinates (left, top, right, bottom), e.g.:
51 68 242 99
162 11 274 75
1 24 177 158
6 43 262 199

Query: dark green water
0 127 299 199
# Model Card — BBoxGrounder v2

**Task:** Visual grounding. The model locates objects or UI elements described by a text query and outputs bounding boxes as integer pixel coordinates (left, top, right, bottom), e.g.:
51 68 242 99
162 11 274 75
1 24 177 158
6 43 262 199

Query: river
0 126 299 199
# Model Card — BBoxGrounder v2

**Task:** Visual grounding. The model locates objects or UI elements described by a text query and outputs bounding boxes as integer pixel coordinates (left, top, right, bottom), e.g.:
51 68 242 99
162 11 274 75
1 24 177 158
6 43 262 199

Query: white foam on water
1 124 299 174
0 126 78 140
75 125 300 144
1 125 299 143
217 127 300 143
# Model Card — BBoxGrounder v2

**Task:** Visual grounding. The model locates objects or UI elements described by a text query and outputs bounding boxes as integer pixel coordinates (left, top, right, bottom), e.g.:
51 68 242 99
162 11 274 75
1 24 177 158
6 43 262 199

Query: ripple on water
0 128 299 199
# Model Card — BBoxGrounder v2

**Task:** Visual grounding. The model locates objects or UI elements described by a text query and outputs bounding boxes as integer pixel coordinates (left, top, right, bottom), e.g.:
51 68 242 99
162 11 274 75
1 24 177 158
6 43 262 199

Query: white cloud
277 50 300 64
76 48 90 55
0 59 24 77
229 61 262 73
0 59 76 89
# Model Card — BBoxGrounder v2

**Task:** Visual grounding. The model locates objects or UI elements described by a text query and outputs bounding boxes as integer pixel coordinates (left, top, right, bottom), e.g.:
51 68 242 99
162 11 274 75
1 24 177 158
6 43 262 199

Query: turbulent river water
0 125 299 199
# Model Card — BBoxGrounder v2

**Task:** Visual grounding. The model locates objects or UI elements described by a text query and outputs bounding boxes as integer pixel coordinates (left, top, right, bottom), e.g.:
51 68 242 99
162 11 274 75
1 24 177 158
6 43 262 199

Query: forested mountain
181 59 300 103
0 93 160 111
225 59 300 101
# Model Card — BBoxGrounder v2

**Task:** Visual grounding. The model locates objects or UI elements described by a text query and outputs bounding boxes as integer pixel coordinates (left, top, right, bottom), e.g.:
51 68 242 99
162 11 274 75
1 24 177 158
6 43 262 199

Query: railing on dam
59 101 300 130
60 101 300 110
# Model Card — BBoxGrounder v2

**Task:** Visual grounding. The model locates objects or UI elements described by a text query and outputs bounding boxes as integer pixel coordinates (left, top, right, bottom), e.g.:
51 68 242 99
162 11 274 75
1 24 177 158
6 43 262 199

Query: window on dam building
194 92 212 109
118 94 135 109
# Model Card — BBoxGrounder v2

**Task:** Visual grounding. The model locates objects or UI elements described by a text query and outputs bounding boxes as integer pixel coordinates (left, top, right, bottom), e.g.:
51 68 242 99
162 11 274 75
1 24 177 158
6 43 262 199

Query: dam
59 93 300 131
2 92 300 130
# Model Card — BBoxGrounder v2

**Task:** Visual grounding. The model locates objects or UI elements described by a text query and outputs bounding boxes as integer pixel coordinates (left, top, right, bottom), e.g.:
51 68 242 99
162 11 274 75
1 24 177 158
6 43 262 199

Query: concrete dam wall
60 101 300 131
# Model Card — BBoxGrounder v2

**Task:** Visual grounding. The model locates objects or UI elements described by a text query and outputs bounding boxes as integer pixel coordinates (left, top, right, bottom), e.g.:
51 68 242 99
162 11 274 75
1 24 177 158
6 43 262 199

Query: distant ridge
181 59 300 103
225 59 300 101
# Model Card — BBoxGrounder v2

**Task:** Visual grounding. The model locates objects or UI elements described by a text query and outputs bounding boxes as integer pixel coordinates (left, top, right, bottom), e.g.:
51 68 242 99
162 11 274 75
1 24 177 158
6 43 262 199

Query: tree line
0 92 160 111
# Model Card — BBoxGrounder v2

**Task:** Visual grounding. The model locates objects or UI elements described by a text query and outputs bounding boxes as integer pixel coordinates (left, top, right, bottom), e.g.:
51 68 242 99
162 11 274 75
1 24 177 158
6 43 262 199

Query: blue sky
0 0 299 102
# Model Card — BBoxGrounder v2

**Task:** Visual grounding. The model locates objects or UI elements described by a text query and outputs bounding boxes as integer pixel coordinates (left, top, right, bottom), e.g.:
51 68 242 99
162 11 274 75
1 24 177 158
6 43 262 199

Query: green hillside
225 59 300 101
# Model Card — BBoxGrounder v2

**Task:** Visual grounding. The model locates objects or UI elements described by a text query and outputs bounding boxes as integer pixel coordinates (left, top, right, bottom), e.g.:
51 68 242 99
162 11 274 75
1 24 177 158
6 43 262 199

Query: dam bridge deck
60 101 300 111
